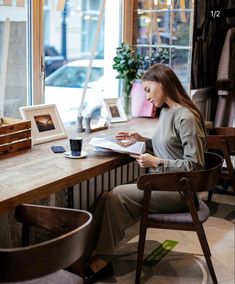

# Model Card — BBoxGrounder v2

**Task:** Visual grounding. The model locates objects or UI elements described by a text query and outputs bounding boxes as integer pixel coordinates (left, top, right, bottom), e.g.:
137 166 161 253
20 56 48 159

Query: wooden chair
206 127 235 201
135 152 223 284
191 28 235 128
0 204 92 283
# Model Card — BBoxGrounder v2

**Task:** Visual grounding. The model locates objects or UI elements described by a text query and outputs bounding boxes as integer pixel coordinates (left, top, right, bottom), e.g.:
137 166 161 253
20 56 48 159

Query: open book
89 137 146 155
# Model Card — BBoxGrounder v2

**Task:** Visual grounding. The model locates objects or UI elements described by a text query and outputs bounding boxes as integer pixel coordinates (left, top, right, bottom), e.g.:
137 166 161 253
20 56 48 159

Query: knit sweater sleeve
150 108 206 173
162 112 205 172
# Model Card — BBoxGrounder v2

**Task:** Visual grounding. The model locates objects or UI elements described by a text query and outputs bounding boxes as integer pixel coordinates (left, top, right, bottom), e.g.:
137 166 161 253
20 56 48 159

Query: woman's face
143 80 166 108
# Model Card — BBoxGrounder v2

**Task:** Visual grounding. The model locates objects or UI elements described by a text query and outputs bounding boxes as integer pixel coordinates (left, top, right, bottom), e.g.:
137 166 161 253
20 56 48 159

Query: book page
89 137 146 155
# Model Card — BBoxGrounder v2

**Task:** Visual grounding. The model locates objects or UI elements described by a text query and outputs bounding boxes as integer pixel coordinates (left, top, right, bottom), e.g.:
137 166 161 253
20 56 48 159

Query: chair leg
135 224 147 284
195 225 218 284
207 190 213 202
231 176 235 193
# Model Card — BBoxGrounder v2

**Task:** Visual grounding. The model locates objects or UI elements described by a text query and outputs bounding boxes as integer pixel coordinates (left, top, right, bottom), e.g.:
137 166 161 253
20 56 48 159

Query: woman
82 64 206 283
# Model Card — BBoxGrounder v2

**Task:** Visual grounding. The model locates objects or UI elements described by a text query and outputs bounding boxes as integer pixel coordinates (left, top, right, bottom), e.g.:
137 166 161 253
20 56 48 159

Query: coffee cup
69 137 83 156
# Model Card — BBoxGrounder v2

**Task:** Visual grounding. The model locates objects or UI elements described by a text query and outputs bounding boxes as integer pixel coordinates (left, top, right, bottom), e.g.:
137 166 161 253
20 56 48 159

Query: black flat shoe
84 261 114 283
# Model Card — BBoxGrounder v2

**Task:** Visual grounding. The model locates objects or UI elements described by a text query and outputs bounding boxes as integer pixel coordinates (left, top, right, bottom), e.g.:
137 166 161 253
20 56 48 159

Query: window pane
172 10 192 46
171 47 191 83
138 0 152 10
136 0 193 93
45 66 104 88
137 46 170 70
44 0 121 126
138 0 172 10
137 12 151 45
152 11 171 46
0 3 29 118
173 0 192 9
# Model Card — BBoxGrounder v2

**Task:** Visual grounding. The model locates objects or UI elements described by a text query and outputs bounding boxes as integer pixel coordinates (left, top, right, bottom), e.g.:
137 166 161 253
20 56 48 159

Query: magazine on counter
89 137 146 155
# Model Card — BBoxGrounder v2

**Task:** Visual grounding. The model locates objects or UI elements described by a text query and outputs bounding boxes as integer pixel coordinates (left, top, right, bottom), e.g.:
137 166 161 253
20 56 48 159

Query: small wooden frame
0 117 31 156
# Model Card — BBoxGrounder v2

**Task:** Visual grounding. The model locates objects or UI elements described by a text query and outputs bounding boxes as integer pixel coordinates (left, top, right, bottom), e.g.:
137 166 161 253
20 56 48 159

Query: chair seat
3 269 83 284
135 153 223 284
148 200 210 224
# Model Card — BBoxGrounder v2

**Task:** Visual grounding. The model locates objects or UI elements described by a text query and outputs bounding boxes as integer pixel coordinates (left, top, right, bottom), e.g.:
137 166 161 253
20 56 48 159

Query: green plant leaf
112 42 145 96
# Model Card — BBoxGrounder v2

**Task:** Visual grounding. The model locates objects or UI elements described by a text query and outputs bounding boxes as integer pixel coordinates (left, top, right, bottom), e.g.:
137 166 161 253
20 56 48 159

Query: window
1 0 122 125
135 0 194 92
0 1 30 119
43 0 122 126
0 0 43 118
45 65 104 88
80 0 104 57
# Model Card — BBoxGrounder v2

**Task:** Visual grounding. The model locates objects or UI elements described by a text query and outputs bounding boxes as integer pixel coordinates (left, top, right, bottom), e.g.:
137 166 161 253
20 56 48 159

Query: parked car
44 45 66 76
45 59 104 125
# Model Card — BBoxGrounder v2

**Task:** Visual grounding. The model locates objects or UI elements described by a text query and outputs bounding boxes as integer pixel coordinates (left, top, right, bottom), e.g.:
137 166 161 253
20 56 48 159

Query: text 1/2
210 10 221 18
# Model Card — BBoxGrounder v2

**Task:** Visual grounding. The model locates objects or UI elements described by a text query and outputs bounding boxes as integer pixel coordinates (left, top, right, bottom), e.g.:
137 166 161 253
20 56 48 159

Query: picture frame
104 98 127 123
19 104 67 145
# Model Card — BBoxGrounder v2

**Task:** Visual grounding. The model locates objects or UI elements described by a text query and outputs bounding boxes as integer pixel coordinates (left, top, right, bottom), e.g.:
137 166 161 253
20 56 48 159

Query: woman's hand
115 132 146 142
130 153 159 168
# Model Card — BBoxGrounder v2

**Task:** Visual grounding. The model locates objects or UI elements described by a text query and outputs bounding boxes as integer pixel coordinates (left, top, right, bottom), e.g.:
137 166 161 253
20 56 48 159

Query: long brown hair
142 63 205 132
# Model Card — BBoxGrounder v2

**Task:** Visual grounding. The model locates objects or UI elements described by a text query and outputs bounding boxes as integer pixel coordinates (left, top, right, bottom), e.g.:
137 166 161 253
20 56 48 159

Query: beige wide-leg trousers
83 183 188 263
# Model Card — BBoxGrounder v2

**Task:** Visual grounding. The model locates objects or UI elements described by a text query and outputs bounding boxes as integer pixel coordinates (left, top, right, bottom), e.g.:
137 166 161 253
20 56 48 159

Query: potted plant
112 43 144 116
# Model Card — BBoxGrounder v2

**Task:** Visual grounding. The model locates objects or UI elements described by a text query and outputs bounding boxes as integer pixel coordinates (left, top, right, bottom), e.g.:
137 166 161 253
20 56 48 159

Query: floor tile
97 193 234 283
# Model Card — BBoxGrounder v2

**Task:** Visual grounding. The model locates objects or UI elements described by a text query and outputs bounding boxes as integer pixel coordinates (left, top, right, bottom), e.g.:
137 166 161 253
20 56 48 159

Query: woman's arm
116 132 154 153
161 114 206 172
130 153 161 168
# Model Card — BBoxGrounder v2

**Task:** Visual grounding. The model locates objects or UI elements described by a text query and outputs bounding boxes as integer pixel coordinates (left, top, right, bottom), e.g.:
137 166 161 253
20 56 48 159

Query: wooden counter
0 118 157 215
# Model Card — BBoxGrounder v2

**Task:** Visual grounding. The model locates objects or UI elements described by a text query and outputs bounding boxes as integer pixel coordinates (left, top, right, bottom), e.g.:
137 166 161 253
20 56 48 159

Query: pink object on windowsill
131 81 157 117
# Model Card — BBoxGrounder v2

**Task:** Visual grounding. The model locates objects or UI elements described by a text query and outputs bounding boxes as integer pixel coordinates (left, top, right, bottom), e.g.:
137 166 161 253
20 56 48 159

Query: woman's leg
83 183 188 264
83 183 142 264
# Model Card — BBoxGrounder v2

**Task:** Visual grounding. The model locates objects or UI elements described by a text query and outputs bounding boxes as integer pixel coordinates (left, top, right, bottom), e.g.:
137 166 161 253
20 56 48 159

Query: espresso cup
69 137 83 156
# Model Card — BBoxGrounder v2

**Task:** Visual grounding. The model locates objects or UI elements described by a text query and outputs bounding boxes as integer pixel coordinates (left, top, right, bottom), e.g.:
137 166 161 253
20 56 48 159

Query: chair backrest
207 127 235 177
192 28 235 127
214 28 235 127
191 87 218 122
209 127 235 136
137 152 223 193
207 134 235 153
0 204 92 282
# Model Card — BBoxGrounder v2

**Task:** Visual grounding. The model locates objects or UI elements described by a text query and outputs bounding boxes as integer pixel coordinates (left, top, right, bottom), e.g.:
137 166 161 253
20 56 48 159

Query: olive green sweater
146 106 206 173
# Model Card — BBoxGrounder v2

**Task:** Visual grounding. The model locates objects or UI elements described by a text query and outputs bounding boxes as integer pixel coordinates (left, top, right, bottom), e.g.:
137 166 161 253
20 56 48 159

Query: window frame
125 0 194 92
32 0 129 109
123 0 137 45
31 0 44 106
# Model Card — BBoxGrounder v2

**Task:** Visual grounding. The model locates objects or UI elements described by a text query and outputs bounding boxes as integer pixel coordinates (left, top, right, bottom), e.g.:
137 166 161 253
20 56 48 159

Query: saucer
64 151 87 159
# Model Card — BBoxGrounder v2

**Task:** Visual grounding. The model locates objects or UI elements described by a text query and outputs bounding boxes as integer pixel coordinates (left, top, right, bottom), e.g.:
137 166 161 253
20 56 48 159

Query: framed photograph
19 104 67 145
104 98 127 123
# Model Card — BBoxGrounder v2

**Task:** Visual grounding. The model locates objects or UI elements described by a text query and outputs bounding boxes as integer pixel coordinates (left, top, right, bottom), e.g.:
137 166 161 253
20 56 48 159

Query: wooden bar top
0 118 157 215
